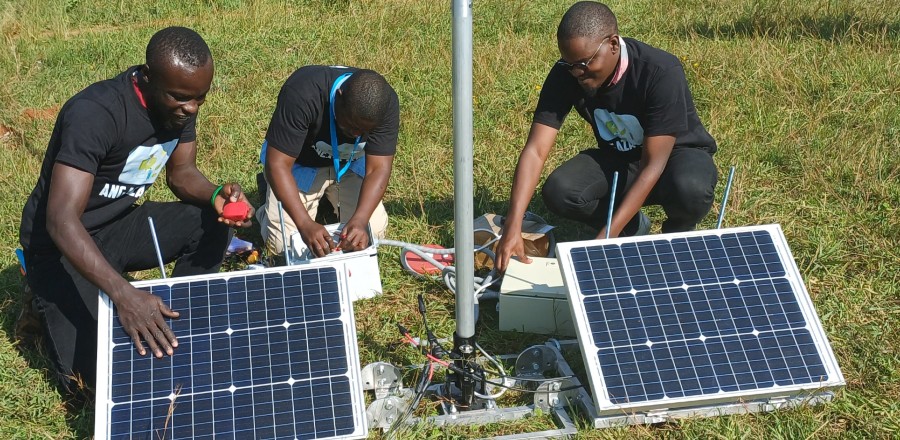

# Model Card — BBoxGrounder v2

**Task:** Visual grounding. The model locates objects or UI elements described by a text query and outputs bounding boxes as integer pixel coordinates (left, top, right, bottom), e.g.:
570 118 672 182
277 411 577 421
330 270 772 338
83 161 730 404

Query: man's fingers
151 327 174 356
226 183 244 202
312 237 328 257
159 323 178 349
342 230 366 250
128 329 147 356
153 308 178 349
158 301 179 319
139 327 163 358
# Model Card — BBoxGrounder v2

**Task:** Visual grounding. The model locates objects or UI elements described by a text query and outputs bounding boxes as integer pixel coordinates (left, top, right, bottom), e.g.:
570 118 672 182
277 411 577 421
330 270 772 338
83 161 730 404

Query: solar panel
94 264 368 439
557 224 843 419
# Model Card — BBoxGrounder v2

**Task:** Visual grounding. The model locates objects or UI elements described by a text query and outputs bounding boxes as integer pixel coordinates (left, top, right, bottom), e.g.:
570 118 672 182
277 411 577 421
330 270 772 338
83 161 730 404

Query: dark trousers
24 201 230 396
541 147 718 235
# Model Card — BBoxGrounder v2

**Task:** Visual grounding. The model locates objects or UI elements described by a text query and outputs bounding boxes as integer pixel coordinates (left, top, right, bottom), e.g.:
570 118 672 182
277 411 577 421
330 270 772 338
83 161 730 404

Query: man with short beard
496 1 718 273
18 26 252 397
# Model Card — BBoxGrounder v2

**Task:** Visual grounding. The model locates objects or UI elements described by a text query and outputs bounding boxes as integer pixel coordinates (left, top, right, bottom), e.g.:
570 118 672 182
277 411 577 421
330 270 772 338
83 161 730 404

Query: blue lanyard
329 72 361 183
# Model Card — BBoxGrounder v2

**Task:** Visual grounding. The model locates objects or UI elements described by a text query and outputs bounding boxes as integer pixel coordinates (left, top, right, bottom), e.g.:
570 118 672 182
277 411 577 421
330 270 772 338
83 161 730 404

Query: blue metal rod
605 171 619 239
147 217 167 279
716 166 736 229
278 201 291 264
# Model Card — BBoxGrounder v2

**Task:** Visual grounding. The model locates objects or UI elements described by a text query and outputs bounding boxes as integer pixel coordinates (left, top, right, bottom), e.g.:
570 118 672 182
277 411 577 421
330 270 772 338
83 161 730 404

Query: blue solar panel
558 225 843 413
95 266 368 439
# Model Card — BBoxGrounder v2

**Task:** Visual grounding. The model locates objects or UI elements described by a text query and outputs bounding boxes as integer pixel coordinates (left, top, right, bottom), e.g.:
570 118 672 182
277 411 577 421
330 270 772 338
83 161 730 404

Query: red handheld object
222 200 251 222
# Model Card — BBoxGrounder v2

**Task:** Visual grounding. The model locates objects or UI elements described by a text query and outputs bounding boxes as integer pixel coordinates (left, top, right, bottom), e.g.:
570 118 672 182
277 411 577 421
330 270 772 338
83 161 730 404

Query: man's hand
113 286 180 358
596 226 618 240
339 218 370 252
298 220 335 257
495 230 532 273
214 183 255 228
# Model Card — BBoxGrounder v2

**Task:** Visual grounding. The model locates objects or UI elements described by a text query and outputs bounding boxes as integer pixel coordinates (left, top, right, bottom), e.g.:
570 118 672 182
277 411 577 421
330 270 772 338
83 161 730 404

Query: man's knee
370 204 388 239
667 173 716 221
186 204 231 253
264 231 286 256
258 212 287 256
541 172 573 215
540 171 598 219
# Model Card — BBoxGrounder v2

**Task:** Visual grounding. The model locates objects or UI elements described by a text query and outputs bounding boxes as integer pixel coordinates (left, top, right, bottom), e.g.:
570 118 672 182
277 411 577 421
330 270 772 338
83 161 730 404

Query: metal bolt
532 362 540 371
378 364 385 374
551 382 560 391
384 401 394 410
551 397 559 406
532 348 540 356
386 415 395 424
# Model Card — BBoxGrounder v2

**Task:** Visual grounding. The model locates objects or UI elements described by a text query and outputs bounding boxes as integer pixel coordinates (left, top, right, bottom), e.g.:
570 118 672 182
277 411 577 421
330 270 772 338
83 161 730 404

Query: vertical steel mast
451 0 477 406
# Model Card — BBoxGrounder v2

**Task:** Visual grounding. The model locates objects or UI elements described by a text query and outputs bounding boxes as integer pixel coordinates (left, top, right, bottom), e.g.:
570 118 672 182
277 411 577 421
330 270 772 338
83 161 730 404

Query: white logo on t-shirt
312 140 367 161
119 139 179 184
593 109 643 152
98 139 179 200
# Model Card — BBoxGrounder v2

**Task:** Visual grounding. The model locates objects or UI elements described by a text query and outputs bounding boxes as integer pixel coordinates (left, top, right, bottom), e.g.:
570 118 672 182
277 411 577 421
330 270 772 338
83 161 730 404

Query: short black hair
145 26 211 69
340 70 393 123
557 1 618 41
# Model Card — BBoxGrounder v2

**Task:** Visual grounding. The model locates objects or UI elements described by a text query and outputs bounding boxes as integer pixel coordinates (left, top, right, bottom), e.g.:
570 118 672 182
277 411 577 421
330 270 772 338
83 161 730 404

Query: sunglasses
556 36 611 75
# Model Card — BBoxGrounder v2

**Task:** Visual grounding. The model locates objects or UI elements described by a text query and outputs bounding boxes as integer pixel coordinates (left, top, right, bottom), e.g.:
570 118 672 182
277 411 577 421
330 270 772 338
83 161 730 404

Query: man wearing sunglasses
256 66 399 258
496 1 718 273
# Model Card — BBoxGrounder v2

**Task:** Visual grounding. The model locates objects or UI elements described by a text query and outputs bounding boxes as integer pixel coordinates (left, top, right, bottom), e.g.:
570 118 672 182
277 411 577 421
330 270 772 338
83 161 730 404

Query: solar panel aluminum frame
94 262 369 440
556 224 844 421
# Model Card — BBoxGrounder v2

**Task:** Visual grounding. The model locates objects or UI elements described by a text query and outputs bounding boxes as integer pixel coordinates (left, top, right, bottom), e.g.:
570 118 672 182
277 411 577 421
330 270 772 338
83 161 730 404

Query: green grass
1 0 898 438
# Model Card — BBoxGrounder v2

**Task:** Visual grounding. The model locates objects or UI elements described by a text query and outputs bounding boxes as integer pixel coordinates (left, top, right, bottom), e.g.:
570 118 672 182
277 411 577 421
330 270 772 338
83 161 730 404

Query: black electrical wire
385 358 433 439
401 307 585 400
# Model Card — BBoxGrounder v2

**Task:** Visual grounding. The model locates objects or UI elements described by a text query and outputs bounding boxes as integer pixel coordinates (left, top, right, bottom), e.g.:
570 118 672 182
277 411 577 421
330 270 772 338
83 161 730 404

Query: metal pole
452 0 476 406
147 217 167 279
605 171 619 239
716 166 736 229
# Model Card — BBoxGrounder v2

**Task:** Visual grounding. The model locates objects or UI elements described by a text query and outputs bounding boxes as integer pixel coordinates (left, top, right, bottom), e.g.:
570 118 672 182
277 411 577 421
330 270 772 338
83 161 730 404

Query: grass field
1 0 898 438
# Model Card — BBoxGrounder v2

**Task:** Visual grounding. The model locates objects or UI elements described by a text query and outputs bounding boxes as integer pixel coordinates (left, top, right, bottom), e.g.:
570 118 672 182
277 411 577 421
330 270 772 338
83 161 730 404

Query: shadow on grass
682 12 900 40
0 264 93 438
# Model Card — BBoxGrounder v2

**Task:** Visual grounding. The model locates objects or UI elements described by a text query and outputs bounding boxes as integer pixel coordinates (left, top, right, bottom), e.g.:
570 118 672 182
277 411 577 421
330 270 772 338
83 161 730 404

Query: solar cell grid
96 265 367 440
559 225 843 414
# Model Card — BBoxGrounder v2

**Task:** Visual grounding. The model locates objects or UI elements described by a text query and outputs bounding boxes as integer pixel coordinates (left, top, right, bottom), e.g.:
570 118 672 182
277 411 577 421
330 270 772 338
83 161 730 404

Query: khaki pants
257 166 388 255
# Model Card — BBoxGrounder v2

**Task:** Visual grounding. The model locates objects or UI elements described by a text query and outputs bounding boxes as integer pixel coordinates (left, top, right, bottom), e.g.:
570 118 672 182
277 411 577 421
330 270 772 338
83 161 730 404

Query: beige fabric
257 166 388 255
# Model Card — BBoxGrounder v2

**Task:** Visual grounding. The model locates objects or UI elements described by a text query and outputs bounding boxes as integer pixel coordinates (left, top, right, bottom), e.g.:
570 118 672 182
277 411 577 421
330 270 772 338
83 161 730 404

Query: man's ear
139 64 151 82
334 90 347 114
609 35 620 55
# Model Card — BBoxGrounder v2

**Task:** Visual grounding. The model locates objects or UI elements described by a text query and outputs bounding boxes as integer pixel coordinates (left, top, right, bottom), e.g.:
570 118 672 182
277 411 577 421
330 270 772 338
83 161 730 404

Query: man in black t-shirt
496 1 718 272
256 66 399 258
19 27 252 396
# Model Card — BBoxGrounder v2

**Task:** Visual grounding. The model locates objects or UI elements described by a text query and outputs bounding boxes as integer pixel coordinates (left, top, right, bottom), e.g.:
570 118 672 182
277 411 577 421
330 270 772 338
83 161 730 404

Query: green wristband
210 185 224 207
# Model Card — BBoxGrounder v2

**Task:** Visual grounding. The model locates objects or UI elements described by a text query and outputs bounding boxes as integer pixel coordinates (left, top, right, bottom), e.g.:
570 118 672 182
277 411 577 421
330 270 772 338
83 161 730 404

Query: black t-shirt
20 66 196 253
534 37 716 162
264 65 400 168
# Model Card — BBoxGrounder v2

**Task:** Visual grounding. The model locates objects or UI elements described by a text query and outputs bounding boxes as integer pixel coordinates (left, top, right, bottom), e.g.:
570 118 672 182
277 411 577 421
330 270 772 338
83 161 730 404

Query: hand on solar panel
495 229 532 273
596 226 616 240
339 219 369 252
212 183 255 227
113 285 180 358
298 220 335 257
